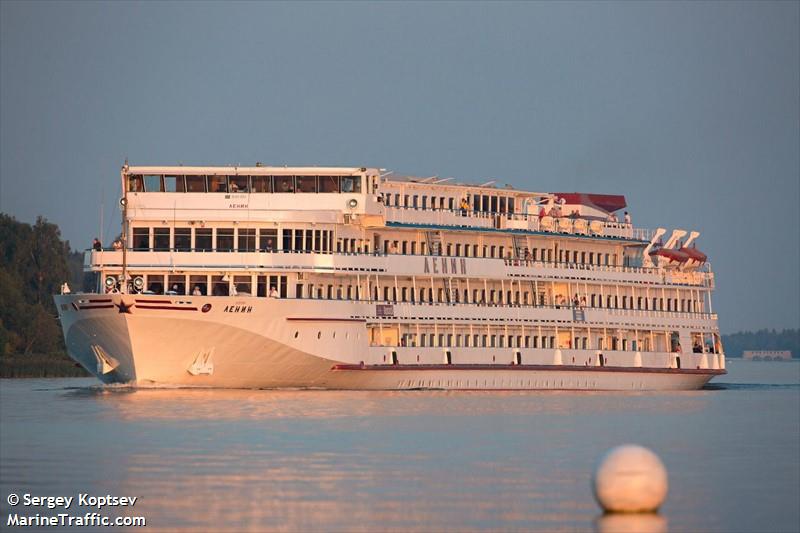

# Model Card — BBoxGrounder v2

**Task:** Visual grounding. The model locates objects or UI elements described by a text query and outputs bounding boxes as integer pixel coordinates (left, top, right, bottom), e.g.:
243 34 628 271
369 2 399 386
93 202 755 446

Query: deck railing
383 205 655 242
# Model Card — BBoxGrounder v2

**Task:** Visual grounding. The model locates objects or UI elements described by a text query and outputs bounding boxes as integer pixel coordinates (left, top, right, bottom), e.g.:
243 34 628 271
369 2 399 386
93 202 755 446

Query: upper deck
121 165 652 244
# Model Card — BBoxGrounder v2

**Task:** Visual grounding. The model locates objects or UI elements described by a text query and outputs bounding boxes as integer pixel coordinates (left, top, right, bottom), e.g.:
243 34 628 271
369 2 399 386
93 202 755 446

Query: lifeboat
649 248 689 267
679 246 707 270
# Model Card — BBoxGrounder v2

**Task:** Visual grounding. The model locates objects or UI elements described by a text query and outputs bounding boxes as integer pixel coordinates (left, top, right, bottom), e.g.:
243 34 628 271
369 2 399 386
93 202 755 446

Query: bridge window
251 176 272 192
229 175 249 193
296 176 317 193
164 175 185 192
207 176 227 193
128 175 144 192
186 175 206 192
319 176 340 193
144 175 163 192
275 176 295 193
341 176 360 193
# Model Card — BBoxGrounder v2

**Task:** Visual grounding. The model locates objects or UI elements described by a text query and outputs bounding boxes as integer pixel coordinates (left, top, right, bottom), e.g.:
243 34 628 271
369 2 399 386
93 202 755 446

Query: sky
0 1 797 333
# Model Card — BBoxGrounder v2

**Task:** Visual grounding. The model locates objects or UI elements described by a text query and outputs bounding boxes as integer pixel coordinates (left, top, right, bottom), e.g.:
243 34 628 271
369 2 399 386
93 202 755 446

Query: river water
1 360 798 532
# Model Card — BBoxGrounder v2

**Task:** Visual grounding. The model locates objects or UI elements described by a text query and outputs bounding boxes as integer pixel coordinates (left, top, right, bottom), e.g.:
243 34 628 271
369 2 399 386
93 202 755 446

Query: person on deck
92 238 102 251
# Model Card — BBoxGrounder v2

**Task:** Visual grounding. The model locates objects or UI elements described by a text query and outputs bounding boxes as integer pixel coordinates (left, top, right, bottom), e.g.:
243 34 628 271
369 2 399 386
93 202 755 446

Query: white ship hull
55 294 724 391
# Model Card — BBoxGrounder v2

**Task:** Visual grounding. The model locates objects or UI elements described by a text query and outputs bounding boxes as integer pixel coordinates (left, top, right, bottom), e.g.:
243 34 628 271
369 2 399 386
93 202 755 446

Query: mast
120 162 129 293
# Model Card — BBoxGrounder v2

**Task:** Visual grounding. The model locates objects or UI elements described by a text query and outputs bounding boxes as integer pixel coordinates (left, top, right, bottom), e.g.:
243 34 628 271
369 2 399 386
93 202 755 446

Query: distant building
743 350 792 361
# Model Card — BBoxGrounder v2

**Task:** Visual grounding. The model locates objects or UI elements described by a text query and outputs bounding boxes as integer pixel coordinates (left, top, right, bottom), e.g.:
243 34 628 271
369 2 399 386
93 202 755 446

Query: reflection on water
1 361 798 532
594 513 667 533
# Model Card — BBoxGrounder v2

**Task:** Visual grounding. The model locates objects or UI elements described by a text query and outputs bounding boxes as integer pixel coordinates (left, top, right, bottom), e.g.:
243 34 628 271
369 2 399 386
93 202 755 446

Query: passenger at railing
192 285 202 296
606 211 618 223
460 198 469 216
112 239 122 250
230 181 239 193
269 286 279 298
538 206 546 220
92 238 102 251
524 248 531 265
167 284 179 295
580 296 587 309
624 211 631 225
569 209 579 219
572 294 580 308
264 238 275 252
693 341 703 353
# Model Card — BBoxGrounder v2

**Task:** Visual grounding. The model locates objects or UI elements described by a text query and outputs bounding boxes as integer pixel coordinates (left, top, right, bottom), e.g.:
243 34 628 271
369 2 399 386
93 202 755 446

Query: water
1 361 798 532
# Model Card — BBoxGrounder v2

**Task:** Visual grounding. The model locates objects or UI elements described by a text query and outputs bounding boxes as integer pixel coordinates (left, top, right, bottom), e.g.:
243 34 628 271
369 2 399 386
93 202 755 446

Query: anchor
188 348 215 376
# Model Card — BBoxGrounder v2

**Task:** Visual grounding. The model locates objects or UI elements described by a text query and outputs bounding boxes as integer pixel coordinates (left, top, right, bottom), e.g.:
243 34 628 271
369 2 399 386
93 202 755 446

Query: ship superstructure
54 164 725 389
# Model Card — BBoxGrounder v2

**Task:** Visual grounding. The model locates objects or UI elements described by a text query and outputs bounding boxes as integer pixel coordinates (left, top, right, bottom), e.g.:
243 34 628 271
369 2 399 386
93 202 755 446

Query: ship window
128 175 144 192
195 229 212 251
341 176 361 193
185 175 207 192
238 229 256 252
174 228 191 251
499 197 506 213
319 176 340 193
147 275 164 294
234 276 251 295
211 275 228 296
421 196 428 210
296 176 317 193
274 175 295 193
229 175 249 193
144 175 163 192
216 228 234 252
251 176 272 193
282 229 293 251
168 275 186 295
207 176 227 193
314 230 322 252
164 175 185 192
190 275 207 296
294 230 303 251
132 227 149 251
259 229 277 251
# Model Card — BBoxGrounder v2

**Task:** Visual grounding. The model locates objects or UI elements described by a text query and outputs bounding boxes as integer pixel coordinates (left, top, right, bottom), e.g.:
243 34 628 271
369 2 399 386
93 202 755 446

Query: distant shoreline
1 354 89 379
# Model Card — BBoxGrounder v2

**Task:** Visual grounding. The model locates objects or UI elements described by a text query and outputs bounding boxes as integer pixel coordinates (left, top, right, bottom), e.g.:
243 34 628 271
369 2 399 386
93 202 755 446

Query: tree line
0 213 91 375
721 329 799 358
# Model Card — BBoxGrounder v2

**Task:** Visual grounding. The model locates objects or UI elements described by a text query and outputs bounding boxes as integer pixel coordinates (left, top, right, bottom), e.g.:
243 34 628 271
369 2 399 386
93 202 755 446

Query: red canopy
552 193 626 213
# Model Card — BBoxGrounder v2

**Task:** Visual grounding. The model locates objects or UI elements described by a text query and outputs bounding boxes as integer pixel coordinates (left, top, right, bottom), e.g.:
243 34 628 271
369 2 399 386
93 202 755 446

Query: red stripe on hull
136 306 198 311
286 318 367 322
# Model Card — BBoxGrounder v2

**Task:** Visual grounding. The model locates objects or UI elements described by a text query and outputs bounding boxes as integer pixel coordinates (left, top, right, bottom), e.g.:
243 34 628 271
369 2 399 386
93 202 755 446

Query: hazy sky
1 1 797 333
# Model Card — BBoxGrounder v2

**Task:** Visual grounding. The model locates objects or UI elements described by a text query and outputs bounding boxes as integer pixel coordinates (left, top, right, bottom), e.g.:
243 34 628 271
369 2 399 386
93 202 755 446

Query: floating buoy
592 445 668 513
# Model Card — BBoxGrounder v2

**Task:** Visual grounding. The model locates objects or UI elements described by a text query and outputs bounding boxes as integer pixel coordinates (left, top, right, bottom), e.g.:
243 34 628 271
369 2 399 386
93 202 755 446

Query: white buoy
592 445 668 513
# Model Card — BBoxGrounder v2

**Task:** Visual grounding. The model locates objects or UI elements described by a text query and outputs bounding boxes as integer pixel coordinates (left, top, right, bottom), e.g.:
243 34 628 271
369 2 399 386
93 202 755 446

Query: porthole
294 331 299 338
317 331 321 339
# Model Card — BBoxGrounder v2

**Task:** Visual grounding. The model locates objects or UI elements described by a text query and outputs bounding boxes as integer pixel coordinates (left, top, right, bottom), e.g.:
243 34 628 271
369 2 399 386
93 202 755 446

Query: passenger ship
54 163 726 390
